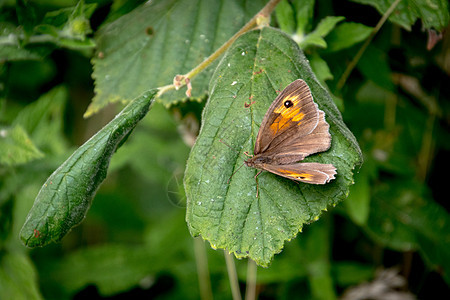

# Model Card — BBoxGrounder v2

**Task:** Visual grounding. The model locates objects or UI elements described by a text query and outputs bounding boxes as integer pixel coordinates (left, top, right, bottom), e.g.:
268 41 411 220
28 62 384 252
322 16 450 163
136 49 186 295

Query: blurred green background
1 0 449 299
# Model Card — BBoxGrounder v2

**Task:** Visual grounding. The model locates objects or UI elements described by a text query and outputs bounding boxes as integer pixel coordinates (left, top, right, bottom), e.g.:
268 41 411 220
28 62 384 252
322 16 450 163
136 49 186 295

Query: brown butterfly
244 79 336 186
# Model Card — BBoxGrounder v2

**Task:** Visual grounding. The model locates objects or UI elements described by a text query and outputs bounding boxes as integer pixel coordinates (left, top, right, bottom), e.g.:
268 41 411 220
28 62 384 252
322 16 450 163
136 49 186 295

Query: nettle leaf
20 90 157 247
352 0 449 30
184 27 362 267
88 0 266 117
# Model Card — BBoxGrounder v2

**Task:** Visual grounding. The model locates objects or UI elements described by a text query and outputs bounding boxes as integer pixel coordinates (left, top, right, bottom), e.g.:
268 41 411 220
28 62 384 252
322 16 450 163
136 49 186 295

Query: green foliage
1 0 449 299
0 125 43 166
184 27 362 266
352 0 449 30
88 0 267 116
0 0 95 62
20 90 156 247
0 252 42 300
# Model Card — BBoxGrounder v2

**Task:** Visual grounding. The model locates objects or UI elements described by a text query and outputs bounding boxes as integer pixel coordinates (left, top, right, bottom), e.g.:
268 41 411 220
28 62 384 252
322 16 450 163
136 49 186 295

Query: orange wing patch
269 94 306 134
279 170 314 181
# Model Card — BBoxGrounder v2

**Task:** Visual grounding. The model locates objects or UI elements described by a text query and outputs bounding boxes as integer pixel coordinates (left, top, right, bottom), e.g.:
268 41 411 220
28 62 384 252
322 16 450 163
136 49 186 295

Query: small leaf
20 89 157 247
299 16 345 49
294 0 315 36
309 53 334 83
0 125 43 166
184 27 362 266
344 162 372 225
275 0 296 34
12 86 68 155
357 45 394 91
0 23 43 61
325 22 372 52
351 0 449 30
88 0 267 116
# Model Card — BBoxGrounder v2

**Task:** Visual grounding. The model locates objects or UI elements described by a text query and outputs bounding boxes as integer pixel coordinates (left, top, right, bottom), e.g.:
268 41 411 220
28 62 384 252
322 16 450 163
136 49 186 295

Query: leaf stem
194 237 213 300
225 251 242 300
157 0 282 98
336 0 402 91
245 259 257 300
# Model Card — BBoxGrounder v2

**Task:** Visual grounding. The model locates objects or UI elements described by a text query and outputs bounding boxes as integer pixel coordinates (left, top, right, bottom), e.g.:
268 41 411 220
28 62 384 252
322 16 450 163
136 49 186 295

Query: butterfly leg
254 170 263 198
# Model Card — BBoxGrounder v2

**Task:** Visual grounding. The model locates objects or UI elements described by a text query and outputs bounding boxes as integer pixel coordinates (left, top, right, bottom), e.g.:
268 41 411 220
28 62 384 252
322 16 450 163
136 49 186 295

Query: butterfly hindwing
254 79 320 155
262 162 336 184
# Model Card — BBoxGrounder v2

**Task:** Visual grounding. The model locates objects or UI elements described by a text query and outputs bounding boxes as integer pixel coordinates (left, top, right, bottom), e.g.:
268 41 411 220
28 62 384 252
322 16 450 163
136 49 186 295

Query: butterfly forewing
254 79 320 154
264 110 332 164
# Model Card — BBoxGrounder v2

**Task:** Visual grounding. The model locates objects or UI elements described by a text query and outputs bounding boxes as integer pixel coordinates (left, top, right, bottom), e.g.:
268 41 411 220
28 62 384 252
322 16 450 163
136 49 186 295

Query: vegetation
1 0 449 298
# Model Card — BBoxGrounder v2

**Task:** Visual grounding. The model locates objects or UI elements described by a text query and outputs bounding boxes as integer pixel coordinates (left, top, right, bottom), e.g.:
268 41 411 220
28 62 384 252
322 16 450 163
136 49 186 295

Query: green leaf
309 53 334 83
365 179 450 253
184 27 362 267
275 0 296 34
0 22 43 61
357 45 394 91
325 22 372 52
366 179 450 285
344 162 372 226
88 0 266 117
299 16 345 49
293 0 315 36
42 210 192 297
0 252 42 300
20 89 157 247
36 1 97 50
12 86 68 155
0 125 43 166
16 0 38 36
351 0 449 30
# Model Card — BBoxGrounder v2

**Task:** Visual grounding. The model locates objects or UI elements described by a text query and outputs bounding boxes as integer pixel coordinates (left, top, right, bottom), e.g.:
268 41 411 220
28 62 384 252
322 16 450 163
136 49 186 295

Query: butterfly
244 79 336 186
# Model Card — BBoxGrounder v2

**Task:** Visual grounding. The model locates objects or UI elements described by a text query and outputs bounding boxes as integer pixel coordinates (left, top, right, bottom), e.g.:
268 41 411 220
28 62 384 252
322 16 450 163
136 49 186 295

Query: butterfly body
245 79 336 185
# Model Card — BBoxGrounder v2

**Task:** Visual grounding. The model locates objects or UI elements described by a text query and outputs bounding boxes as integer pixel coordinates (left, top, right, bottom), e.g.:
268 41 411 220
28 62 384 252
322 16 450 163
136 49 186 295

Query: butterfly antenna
227 162 245 184
219 139 251 161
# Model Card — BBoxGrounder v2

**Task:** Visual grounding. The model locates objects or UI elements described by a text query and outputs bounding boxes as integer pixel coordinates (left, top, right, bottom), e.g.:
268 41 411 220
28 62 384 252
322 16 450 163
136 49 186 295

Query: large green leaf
184 27 362 267
88 0 266 117
20 90 157 247
365 179 450 284
352 0 449 30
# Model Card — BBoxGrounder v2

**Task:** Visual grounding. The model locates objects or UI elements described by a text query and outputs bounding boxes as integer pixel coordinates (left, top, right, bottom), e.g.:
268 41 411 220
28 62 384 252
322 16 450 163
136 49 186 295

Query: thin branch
157 0 282 98
336 0 402 91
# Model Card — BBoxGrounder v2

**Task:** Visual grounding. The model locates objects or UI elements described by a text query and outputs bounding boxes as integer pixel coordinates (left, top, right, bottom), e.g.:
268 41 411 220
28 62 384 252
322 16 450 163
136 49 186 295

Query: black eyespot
284 100 293 108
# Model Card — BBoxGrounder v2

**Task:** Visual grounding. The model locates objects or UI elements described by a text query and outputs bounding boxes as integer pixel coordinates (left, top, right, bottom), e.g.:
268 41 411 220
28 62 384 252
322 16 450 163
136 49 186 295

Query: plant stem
336 0 402 91
225 251 242 300
194 237 213 300
245 259 257 300
157 0 282 97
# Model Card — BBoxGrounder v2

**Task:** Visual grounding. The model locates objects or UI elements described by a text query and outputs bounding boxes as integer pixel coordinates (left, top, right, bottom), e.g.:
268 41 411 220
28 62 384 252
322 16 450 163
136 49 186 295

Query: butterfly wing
261 162 336 184
254 79 320 155
264 110 332 164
